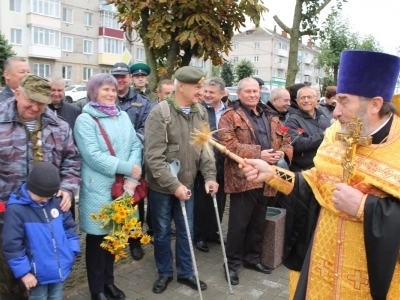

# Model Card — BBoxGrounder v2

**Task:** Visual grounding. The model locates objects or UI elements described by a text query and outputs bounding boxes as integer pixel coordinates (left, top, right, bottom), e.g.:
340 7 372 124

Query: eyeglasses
298 95 316 101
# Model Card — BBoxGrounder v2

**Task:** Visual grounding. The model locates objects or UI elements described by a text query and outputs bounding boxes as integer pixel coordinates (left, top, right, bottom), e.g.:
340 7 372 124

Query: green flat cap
130 62 151 76
20 74 51 104
175 66 205 84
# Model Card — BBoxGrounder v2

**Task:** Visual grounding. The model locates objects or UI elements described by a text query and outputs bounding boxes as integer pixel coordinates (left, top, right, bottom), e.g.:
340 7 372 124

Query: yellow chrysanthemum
90 213 99 222
140 235 151 245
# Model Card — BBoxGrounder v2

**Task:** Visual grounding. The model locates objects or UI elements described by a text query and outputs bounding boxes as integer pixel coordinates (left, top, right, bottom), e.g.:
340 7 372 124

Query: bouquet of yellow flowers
90 192 151 261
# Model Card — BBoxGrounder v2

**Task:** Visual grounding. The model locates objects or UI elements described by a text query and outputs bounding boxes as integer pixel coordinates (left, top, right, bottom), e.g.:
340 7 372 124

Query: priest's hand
332 183 364 217
240 158 274 183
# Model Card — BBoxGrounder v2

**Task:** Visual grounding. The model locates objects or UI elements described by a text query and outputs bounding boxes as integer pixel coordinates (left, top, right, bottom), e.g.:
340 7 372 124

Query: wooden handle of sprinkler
208 139 247 166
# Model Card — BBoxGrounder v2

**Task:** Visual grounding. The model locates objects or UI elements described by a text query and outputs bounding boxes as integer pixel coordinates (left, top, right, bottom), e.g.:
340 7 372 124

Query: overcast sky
247 0 399 55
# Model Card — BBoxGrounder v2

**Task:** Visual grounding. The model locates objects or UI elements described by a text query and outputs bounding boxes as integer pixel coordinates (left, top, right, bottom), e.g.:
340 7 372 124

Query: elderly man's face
4 61 30 90
15 89 47 121
180 82 204 104
204 84 224 107
132 74 147 89
272 90 291 113
297 87 318 115
50 82 65 106
237 79 260 110
157 84 174 101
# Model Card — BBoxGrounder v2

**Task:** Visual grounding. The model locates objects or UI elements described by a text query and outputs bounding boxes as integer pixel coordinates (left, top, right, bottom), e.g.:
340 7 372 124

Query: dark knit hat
26 162 60 197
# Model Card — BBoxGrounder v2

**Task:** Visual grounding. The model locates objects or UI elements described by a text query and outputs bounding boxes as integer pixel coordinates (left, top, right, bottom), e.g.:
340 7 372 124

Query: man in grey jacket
0 57 30 101
144 66 218 294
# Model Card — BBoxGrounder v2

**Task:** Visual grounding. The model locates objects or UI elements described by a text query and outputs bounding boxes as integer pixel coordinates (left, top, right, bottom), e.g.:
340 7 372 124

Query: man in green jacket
144 66 218 294
130 62 157 103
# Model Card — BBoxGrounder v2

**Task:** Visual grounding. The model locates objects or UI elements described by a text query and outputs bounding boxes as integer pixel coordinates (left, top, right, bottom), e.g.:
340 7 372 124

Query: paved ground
64 202 289 300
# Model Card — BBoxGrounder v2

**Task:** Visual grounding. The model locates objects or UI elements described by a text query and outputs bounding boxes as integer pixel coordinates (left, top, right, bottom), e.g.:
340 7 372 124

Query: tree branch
315 0 332 15
300 29 317 36
273 15 292 34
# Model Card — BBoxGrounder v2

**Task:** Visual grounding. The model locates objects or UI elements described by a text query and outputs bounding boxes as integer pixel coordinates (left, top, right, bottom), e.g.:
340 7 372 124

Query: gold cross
336 118 372 184
347 271 369 290
316 260 330 277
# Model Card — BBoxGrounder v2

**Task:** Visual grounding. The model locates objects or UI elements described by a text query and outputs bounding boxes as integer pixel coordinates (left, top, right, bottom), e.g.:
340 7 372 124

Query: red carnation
0 202 6 213
280 126 289 133
296 128 305 134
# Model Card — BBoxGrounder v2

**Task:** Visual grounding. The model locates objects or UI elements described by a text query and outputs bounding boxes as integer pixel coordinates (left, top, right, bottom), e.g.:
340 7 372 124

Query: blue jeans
29 282 63 300
149 188 194 278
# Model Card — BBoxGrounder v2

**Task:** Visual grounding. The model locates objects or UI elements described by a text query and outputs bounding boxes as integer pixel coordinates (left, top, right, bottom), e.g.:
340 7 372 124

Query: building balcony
98 53 122 65
28 45 61 59
275 62 287 70
276 49 288 57
303 69 313 76
304 56 313 64
27 13 61 29
99 27 124 39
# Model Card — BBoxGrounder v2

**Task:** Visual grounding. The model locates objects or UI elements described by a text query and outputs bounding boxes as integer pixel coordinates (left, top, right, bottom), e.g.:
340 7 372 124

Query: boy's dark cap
26 162 60 198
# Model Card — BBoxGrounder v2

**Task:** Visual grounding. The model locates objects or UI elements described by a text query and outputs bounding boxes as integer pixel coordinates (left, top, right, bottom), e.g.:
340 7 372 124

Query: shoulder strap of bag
92 117 116 156
159 100 171 142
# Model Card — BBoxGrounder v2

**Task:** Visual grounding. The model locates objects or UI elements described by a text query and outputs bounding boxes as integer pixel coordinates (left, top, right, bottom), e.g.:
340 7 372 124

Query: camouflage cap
175 66 205 84
20 74 51 104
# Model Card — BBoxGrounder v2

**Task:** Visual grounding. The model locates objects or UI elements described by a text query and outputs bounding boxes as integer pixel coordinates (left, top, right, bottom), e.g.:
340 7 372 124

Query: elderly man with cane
144 66 218 296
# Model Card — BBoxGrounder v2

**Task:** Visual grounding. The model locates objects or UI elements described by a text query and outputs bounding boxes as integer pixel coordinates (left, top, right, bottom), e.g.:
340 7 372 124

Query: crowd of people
0 48 399 300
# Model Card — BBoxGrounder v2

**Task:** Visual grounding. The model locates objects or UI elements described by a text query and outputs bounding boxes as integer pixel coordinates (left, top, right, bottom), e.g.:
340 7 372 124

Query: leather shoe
177 276 207 290
243 262 272 274
91 293 110 300
195 240 209 252
153 276 173 294
104 284 125 299
223 265 239 285
130 245 144 261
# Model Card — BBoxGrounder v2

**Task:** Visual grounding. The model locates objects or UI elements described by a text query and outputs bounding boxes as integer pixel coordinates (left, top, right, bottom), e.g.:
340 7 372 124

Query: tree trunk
162 33 181 80
285 0 303 87
333 66 339 85
140 8 158 89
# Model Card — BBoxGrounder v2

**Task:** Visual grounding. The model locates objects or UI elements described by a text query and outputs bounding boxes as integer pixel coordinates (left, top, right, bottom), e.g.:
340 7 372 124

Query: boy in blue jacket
2 162 80 300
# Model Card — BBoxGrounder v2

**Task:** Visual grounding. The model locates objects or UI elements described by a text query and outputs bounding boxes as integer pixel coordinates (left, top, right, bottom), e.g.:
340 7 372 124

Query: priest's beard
339 101 371 136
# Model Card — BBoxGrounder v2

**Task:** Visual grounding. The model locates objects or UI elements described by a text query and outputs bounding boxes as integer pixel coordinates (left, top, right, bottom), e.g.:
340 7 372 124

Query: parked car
226 86 271 103
64 85 87 103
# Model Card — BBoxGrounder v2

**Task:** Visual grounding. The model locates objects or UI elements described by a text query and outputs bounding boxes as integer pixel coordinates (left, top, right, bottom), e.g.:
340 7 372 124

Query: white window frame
233 56 238 63
304 75 311 82
83 67 93 81
31 0 60 18
62 7 73 23
84 12 92 27
33 63 51 77
278 69 285 78
62 65 72 80
100 38 123 55
62 36 73 52
83 39 93 54
254 56 259 62
254 42 260 49
253 69 258 75
101 68 111 74
100 11 119 29
10 0 22 12
32 26 60 47
136 48 144 61
10 28 22 45
233 43 239 50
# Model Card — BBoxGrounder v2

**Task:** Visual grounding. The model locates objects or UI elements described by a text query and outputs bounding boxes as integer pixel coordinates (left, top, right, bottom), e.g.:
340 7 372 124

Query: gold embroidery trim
356 194 367 221
266 166 295 195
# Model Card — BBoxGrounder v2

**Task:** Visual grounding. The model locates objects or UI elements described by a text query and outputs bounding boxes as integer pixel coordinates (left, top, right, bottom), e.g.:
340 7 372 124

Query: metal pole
209 186 234 294
180 189 203 300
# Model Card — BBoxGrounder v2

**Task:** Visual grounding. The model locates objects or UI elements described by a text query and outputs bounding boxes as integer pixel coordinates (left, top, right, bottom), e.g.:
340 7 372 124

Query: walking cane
209 185 234 294
168 160 203 300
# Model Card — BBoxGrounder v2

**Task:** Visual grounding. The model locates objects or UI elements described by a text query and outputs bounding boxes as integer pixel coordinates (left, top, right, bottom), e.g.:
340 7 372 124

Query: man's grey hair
204 77 225 93
237 78 258 91
360 96 397 118
174 79 179 90
271 87 287 100
297 86 316 99
3 56 27 71
48 75 65 88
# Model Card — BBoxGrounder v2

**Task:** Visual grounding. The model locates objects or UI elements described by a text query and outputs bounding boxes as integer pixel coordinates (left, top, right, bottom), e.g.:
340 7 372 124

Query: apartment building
227 27 322 89
1 0 211 85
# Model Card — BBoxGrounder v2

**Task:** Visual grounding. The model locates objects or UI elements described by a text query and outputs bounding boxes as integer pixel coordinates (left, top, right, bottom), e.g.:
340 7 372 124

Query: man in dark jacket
0 57 30 101
111 62 152 261
266 87 291 124
193 77 227 253
319 85 337 121
48 76 81 131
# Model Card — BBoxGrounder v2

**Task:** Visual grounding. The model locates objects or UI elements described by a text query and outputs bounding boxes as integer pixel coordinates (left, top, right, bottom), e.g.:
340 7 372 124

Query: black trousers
226 189 269 271
0 223 28 300
193 171 226 242
86 234 115 294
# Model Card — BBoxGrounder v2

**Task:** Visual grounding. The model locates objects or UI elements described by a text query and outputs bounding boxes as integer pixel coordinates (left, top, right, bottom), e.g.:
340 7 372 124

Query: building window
278 69 285 78
32 27 60 47
31 0 60 18
304 75 311 82
254 56 259 62
100 38 123 55
254 42 260 49
62 65 72 80
101 68 111 74
84 12 92 26
62 36 73 52
136 48 144 61
62 7 73 23
83 39 93 54
10 0 22 12
233 56 238 63
33 63 51 77
275 56 284 63
253 69 258 75
83 67 93 81
100 11 119 29
274 42 288 50
10 28 22 45
233 43 239 50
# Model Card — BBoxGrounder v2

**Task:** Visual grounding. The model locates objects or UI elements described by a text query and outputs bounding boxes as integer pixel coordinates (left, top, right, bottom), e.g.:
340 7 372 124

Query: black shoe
243 262 272 274
130 245 144 261
208 233 226 244
195 240 209 252
223 265 239 285
91 293 110 300
153 276 173 294
177 276 207 290
104 284 125 299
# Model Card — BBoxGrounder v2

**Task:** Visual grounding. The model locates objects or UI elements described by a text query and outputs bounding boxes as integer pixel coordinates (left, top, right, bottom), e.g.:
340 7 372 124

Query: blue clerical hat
337 50 400 101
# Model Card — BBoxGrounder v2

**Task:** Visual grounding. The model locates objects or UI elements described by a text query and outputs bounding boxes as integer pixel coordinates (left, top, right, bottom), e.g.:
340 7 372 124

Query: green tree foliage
317 7 382 84
235 59 255 81
0 32 16 86
108 0 267 87
273 0 346 87
220 61 235 87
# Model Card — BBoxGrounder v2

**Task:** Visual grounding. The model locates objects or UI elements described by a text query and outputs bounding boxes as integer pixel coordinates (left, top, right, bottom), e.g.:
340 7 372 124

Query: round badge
51 208 59 218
